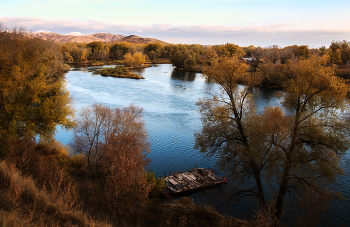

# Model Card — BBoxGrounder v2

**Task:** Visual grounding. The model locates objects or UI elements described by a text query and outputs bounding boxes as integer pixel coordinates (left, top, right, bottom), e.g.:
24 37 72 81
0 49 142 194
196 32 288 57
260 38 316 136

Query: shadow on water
171 70 197 81
252 87 278 100
131 68 146 74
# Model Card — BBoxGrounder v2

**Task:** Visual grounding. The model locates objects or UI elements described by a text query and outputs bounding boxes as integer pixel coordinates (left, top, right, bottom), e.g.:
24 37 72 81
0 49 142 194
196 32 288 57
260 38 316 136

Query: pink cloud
1 17 349 47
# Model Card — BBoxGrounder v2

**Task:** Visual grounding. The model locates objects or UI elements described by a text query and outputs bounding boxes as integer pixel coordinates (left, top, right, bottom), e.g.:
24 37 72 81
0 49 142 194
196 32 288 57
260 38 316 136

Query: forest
1 25 350 227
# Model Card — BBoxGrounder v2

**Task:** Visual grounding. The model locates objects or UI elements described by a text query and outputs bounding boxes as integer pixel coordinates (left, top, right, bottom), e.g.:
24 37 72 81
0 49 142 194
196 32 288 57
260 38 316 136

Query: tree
87 41 109 60
144 42 164 58
195 56 350 220
148 51 157 61
100 132 150 217
212 44 246 59
123 53 134 67
225 43 246 59
133 52 146 67
0 26 74 157
195 56 266 206
124 52 146 67
296 45 310 59
170 44 198 69
273 56 349 218
71 104 149 178
328 40 350 65
110 42 130 60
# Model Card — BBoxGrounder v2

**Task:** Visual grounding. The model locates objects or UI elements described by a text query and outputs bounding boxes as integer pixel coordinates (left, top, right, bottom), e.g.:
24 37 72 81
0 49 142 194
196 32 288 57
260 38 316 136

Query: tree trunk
274 157 291 218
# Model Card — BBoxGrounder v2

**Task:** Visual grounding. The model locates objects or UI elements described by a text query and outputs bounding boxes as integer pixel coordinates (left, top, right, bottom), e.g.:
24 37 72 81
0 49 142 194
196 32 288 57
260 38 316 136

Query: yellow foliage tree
195 55 350 221
133 52 146 67
123 52 146 68
0 27 74 157
123 53 134 67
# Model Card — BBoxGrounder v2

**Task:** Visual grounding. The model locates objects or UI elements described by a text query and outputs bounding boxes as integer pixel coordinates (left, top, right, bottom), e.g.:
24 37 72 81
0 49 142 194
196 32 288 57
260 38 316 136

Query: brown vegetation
101 133 150 218
0 151 111 226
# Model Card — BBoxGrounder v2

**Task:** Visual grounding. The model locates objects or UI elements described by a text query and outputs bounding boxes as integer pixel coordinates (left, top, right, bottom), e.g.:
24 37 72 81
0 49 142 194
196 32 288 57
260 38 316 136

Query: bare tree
72 104 149 178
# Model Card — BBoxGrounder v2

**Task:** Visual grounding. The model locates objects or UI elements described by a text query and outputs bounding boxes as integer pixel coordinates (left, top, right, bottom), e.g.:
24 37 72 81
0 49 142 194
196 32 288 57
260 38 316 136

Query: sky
0 0 349 47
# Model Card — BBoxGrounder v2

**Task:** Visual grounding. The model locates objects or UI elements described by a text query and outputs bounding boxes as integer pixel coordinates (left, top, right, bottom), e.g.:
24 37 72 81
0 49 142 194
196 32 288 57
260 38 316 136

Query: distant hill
119 35 168 45
27 31 125 43
27 31 168 44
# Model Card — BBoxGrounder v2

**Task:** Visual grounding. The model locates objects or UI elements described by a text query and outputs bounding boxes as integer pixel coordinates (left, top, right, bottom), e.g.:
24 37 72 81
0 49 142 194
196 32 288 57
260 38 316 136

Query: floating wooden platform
162 166 227 196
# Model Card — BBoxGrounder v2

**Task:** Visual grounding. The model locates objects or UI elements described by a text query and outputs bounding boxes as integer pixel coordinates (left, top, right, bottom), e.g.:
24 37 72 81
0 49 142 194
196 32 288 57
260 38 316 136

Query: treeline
61 40 350 85
60 40 350 67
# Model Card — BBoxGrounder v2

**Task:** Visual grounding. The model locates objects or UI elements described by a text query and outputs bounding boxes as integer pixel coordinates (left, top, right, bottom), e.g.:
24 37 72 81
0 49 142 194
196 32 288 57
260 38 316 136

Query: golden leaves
0 32 74 141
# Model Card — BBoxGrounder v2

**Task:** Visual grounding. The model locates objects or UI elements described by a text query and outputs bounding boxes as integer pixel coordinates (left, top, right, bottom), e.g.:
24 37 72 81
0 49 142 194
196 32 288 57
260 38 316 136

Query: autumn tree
71 104 149 178
296 45 310 59
212 43 246 59
123 52 146 67
100 132 150 217
195 55 350 220
0 26 74 157
171 44 197 69
144 42 164 59
272 56 349 218
328 40 350 65
110 42 130 60
133 52 146 67
123 53 134 67
60 42 89 63
195 56 266 206
148 51 157 61
87 41 110 60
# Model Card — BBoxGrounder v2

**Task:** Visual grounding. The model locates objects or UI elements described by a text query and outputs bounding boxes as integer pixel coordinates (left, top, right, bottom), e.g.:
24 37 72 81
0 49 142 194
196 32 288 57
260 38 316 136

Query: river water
56 64 349 226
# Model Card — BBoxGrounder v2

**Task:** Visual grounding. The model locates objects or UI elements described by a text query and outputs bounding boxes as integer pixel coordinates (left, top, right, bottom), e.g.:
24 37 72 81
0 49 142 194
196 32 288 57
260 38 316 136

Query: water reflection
171 70 197 81
253 87 277 100
131 67 146 74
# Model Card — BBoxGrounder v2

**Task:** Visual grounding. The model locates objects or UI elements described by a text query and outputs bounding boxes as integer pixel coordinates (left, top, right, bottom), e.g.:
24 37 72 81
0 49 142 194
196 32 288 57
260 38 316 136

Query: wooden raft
162 167 227 196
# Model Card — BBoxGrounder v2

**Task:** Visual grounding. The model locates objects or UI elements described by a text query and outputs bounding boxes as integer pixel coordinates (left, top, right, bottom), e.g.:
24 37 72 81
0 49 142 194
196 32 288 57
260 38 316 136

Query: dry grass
136 197 248 227
0 161 111 227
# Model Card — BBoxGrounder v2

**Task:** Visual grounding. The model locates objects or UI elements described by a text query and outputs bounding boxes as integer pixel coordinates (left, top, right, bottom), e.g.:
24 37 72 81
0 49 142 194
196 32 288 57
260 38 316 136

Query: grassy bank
101 66 144 79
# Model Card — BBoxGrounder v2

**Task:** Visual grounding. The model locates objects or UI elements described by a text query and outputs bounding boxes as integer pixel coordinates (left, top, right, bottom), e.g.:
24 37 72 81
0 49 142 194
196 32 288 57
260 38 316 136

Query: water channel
56 64 349 226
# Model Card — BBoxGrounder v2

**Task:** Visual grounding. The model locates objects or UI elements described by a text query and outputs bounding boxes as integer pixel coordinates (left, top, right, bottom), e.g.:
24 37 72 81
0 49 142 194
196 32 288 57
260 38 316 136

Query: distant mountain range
27 31 168 44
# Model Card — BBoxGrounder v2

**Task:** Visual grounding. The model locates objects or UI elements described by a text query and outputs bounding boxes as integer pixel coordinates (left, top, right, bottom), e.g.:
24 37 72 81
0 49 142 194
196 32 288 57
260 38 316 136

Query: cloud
34 29 51 33
1 16 349 47
65 31 82 36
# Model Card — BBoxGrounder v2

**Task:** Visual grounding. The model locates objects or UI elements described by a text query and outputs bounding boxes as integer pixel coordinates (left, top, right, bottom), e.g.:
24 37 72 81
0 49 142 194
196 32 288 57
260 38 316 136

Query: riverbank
68 58 171 67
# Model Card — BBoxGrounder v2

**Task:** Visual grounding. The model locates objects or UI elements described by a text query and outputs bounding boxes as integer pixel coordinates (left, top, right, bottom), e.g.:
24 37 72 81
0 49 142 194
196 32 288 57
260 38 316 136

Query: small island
100 66 144 79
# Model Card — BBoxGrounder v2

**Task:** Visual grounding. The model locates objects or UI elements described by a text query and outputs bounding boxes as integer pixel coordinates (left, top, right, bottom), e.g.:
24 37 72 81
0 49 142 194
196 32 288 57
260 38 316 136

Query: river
56 64 349 226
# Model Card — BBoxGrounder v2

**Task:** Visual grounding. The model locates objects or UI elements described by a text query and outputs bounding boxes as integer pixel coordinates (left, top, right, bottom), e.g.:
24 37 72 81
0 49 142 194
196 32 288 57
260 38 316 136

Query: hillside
27 31 125 43
27 31 167 44
119 35 168 44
